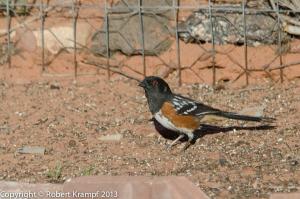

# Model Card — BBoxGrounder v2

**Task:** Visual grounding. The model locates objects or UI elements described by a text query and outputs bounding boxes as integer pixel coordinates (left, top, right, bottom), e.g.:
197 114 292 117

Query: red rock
270 192 300 199
0 181 62 199
63 176 209 199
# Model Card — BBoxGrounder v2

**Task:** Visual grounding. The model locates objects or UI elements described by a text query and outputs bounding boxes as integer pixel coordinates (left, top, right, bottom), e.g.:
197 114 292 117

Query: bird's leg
165 134 185 150
181 136 193 152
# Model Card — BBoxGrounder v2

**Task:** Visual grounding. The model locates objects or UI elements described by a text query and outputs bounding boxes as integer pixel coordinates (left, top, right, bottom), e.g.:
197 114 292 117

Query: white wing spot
187 105 197 112
196 111 218 116
182 104 197 114
173 101 180 106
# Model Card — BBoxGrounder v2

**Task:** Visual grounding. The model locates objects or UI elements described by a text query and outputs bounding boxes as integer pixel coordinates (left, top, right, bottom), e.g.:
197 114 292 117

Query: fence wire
1 0 300 85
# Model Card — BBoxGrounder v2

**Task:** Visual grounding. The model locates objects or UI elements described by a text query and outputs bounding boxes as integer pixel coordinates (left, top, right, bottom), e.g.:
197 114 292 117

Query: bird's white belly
154 111 194 137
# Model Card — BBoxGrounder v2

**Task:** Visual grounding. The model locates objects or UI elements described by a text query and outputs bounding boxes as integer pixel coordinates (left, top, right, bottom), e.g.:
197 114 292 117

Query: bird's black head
139 76 172 95
139 76 172 114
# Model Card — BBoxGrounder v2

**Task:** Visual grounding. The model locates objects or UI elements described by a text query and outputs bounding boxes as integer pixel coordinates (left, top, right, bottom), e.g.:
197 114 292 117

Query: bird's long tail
214 111 275 123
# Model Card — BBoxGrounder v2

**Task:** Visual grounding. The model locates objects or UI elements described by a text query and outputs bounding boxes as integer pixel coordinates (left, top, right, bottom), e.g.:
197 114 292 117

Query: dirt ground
0 0 300 198
0 73 299 198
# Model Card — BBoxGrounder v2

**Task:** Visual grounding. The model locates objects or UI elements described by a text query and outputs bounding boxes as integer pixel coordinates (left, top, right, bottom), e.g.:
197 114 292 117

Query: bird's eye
152 80 158 87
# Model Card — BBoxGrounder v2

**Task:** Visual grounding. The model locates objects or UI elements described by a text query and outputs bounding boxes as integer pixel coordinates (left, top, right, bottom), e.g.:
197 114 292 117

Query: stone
270 192 300 199
63 176 209 199
0 176 209 199
0 181 62 199
178 6 290 46
17 146 45 155
98 133 123 142
239 106 265 117
91 0 173 57
16 23 92 55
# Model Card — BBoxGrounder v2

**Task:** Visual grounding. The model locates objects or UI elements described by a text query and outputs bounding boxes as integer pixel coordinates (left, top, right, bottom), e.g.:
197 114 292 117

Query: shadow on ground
153 118 276 147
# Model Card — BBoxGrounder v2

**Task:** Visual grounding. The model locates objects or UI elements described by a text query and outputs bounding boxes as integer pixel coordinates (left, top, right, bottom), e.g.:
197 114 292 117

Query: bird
139 76 275 151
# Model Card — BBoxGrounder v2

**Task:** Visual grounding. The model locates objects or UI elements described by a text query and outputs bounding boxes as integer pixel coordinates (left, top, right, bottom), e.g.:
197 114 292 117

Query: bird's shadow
192 124 276 142
152 118 276 144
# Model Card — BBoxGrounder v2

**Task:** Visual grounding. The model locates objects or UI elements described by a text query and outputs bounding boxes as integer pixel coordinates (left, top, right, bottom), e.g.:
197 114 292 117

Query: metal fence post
208 0 216 86
276 0 284 83
173 0 181 86
72 0 78 78
40 0 45 72
105 0 110 80
138 0 146 77
242 0 249 85
6 0 11 68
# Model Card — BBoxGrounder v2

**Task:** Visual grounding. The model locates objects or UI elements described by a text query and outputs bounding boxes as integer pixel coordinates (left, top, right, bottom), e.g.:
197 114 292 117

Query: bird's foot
180 141 192 152
164 134 185 151
164 145 171 151
164 143 173 151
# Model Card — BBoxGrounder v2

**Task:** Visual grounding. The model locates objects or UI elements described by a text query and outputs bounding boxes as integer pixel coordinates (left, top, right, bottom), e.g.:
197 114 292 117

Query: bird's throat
146 92 166 114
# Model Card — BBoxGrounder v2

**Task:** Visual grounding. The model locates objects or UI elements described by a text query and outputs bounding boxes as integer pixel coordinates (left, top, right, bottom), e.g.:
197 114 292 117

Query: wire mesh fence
0 0 299 86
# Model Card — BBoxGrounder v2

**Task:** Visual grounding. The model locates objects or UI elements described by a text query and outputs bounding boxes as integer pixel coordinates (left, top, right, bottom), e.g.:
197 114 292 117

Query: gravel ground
0 76 299 198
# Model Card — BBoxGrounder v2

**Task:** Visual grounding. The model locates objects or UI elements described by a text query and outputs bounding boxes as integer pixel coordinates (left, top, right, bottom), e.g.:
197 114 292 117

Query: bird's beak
138 81 145 88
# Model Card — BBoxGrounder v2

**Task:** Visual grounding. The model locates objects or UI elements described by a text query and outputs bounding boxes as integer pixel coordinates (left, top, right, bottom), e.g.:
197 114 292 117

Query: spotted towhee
139 76 275 151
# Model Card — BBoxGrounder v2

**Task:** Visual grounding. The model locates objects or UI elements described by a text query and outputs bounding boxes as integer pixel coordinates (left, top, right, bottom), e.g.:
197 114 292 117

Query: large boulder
178 4 290 46
91 0 173 57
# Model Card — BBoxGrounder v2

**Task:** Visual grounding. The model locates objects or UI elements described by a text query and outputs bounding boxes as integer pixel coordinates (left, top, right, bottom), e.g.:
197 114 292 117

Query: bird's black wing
171 95 221 116
171 94 275 122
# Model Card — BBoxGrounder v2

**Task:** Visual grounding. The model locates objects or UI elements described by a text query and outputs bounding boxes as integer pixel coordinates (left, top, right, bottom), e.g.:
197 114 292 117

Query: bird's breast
154 102 201 135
